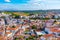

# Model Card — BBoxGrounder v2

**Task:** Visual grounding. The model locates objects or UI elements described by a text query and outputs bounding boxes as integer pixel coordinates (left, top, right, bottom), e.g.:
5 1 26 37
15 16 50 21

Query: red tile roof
43 34 54 38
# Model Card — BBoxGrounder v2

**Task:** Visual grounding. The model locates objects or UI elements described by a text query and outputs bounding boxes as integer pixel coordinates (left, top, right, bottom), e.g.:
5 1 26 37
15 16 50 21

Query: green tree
12 25 16 28
31 25 37 29
14 38 19 40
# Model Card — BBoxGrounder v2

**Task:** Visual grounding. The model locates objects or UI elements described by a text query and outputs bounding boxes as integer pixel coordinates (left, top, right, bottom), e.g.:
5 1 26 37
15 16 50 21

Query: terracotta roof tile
43 34 54 38
0 30 4 32
7 27 18 30
0 36 7 40
6 32 12 34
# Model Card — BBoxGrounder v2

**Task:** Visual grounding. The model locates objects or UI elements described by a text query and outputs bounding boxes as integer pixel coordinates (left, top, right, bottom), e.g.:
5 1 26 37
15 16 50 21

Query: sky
0 0 60 11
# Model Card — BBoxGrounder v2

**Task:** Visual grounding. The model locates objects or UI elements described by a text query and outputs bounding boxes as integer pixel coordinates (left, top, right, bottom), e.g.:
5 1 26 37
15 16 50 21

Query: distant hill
0 9 60 12
0 9 60 14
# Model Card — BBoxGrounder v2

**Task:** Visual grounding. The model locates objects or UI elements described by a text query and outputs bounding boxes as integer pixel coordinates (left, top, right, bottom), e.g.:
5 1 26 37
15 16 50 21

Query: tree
12 25 16 28
31 25 37 29
14 38 19 40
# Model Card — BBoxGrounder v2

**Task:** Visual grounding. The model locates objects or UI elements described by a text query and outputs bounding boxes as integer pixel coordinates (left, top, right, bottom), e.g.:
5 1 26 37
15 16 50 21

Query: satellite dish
5 0 11 2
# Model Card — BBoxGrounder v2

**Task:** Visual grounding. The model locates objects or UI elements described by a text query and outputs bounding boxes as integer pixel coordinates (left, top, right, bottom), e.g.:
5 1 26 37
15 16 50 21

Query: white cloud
0 0 47 10
5 0 11 2
0 0 60 11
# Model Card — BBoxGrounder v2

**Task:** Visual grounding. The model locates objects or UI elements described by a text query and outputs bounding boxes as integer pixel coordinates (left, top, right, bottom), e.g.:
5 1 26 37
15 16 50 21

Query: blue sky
0 0 60 11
